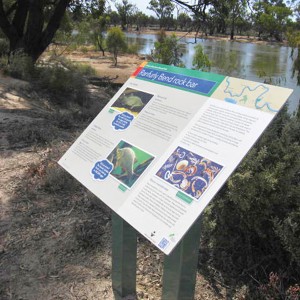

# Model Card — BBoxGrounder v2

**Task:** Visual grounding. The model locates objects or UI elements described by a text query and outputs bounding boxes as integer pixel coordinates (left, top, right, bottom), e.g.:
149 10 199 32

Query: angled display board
59 62 293 255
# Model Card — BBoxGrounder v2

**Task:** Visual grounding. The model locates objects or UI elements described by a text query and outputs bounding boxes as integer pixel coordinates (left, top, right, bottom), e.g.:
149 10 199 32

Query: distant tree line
1 0 300 64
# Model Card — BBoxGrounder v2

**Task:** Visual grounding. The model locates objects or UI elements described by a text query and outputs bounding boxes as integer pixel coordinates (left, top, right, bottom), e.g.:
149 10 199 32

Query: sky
109 0 193 17
133 0 151 15
109 0 153 16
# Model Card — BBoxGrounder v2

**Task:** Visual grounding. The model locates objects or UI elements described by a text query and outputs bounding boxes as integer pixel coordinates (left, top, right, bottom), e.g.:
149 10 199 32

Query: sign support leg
161 217 201 300
112 212 137 299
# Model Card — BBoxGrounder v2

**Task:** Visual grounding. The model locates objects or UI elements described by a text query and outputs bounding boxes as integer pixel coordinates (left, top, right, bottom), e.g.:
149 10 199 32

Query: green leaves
148 0 174 28
192 44 211 72
201 106 300 290
253 0 292 41
152 31 184 66
106 26 127 66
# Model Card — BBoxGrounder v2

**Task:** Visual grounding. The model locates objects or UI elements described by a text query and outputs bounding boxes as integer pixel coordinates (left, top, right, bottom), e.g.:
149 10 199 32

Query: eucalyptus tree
253 0 292 41
295 2 300 26
106 26 127 66
208 2 228 34
115 0 136 30
192 44 211 71
226 0 248 40
148 0 175 29
152 30 184 66
134 11 150 30
177 12 192 30
171 0 250 39
71 0 105 19
287 27 300 84
0 0 106 63
94 15 110 56
109 10 121 26
170 0 214 38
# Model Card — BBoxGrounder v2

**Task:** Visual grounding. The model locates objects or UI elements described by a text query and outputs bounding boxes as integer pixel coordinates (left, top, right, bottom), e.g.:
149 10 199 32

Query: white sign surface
59 62 293 254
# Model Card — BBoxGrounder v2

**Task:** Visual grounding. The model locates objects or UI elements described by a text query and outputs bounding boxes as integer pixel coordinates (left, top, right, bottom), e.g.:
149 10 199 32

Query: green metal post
161 217 202 300
111 212 137 300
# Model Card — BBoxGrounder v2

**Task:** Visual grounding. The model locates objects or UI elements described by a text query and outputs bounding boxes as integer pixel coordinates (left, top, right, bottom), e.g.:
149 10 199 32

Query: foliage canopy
106 26 127 66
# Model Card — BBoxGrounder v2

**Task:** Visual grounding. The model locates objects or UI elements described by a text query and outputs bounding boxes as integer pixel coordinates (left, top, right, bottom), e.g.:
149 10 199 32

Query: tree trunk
230 29 234 40
230 18 235 40
97 37 105 56
114 51 118 66
99 47 105 57
0 0 71 63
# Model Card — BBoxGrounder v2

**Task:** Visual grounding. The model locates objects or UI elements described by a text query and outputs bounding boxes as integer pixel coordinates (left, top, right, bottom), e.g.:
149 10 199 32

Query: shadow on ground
0 81 228 300
0 82 117 299
0 143 114 299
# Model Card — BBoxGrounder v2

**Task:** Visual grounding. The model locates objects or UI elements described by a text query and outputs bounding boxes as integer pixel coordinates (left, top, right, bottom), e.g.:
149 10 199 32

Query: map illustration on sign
111 87 154 117
212 76 288 113
156 146 223 200
107 140 155 189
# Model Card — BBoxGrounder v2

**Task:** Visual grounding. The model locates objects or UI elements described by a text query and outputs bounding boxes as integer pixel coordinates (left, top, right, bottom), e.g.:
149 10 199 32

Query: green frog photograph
111 87 154 117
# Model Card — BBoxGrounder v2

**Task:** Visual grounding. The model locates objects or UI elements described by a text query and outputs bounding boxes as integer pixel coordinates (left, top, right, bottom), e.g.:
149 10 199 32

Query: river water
126 33 299 113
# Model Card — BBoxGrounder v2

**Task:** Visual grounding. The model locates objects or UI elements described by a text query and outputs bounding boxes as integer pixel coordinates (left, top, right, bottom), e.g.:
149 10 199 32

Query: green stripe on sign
118 184 127 192
143 62 225 96
146 62 225 81
176 191 193 204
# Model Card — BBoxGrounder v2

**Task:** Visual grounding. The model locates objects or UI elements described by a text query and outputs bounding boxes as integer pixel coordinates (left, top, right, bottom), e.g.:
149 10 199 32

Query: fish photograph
156 146 223 200
107 140 155 188
111 88 154 117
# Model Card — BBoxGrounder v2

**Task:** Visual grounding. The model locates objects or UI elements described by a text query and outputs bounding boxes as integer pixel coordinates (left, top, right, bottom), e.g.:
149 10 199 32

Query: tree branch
25 0 44 48
0 0 17 40
5 2 18 17
171 0 201 13
41 0 71 54
12 0 29 37
171 0 211 18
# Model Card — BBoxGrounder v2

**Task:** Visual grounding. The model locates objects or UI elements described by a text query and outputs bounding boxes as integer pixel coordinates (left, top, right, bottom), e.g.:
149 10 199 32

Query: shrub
34 58 95 106
74 220 105 249
125 43 141 55
53 112 76 129
192 44 211 72
0 38 9 56
7 122 58 146
80 46 89 54
3 51 35 80
42 163 80 193
200 106 300 293
72 61 96 77
1 53 95 107
257 272 300 300
152 31 184 67
106 27 127 66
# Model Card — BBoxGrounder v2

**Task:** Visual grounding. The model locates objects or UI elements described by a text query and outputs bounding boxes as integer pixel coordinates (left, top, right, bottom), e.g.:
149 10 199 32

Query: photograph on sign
107 140 155 189
212 77 284 113
156 146 223 200
110 87 154 116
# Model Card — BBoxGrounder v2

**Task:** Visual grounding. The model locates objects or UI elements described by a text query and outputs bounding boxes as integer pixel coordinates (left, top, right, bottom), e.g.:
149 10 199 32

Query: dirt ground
0 54 234 300
65 52 144 83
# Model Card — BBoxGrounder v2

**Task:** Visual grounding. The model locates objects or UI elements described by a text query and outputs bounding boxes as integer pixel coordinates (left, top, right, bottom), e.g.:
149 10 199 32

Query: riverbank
130 28 288 46
59 28 288 85
45 27 289 87
45 28 299 113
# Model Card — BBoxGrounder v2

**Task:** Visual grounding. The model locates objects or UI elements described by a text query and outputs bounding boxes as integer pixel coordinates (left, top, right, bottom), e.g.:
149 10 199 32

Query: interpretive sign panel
59 62 292 254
